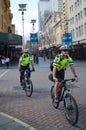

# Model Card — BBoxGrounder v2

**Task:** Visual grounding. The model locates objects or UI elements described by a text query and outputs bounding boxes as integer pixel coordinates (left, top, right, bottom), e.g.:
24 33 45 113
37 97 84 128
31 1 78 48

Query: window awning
0 32 22 45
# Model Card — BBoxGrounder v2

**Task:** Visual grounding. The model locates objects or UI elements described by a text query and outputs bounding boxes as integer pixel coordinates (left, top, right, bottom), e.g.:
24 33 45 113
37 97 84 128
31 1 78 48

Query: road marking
0 112 36 130
0 70 10 79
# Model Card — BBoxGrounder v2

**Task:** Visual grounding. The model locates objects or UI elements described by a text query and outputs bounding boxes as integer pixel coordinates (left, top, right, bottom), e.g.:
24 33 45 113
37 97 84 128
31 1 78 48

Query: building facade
0 0 13 33
53 13 63 45
62 0 70 33
0 0 22 61
69 0 86 42
68 0 86 60
38 0 63 48
51 0 62 12
38 0 63 32
38 0 52 32
38 0 86 60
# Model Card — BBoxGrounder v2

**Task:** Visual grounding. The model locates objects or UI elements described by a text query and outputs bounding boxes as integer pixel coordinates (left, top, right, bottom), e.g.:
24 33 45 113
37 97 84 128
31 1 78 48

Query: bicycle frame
59 80 72 102
22 68 32 82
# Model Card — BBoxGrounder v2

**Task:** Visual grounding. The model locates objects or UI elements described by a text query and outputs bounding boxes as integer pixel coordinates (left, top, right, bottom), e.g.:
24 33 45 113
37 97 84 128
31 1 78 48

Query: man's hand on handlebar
75 76 78 82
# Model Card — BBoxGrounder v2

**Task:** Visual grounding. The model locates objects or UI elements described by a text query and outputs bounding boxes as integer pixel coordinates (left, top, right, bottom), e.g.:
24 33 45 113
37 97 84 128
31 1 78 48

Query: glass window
80 11 83 19
77 0 79 6
75 2 77 8
72 29 75 38
84 8 86 16
75 15 77 22
84 23 86 35
72 5 73 11
76 28 78 37
80 0 82 4
78 13 80 20
81 25 83 35
70 7 71 13
79 26 81 36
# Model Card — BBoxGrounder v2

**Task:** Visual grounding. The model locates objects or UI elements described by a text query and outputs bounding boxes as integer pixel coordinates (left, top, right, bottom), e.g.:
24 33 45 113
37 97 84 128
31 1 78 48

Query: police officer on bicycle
52 45 78 103
18 49 35 86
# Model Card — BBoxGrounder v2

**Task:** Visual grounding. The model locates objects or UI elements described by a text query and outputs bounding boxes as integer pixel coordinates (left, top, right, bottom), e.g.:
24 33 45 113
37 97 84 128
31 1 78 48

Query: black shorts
56 70 65 80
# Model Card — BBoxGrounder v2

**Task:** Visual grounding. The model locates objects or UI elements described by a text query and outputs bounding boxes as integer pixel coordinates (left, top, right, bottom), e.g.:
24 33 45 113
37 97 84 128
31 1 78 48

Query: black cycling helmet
60 45 70 51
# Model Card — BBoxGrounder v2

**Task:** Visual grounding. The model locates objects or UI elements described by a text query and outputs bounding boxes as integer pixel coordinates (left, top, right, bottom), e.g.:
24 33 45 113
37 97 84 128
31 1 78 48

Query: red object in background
35 45 39 50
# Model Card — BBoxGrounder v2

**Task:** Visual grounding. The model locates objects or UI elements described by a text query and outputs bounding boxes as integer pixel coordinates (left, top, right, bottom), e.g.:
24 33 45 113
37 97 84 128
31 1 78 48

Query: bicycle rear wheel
51 86 59 109
64 93 79 125
25 79 33 97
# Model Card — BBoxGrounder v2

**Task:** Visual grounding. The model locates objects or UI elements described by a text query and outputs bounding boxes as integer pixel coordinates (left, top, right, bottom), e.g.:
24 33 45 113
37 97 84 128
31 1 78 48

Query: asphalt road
0 58 86 130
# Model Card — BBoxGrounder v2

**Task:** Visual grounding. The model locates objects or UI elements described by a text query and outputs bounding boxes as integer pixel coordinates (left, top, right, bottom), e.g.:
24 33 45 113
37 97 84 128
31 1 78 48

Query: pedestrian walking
1 56 6 66
5 57 10 68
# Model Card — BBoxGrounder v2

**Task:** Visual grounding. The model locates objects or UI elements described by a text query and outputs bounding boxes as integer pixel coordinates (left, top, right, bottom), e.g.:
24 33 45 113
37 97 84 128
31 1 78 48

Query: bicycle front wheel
25 79 33 97
64 93 79 125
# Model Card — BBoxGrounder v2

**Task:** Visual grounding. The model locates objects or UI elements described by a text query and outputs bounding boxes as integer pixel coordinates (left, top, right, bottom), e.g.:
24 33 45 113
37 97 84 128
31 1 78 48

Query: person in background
1 56 6 66
5 56 10 68
18 49 35 86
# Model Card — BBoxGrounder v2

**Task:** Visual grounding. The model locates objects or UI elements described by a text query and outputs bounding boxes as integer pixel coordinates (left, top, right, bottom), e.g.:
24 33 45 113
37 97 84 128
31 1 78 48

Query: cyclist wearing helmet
18 49 35 86
52 45 78 103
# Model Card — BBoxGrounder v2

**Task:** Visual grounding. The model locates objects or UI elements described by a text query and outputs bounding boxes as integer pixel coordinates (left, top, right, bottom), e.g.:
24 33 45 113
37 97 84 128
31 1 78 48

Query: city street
0 58 86 130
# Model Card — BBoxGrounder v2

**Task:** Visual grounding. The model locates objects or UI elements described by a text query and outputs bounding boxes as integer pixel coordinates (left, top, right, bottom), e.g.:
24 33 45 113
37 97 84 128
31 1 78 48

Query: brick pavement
0 58 86 130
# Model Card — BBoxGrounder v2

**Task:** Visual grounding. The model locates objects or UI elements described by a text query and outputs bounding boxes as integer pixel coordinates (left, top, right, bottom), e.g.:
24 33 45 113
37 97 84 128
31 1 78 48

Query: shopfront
70 39 86 60
0 32 22 60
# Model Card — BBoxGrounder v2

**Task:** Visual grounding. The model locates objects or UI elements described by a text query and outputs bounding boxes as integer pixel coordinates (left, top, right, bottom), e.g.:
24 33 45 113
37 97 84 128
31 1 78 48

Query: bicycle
48 74 79 125
21 69 34 97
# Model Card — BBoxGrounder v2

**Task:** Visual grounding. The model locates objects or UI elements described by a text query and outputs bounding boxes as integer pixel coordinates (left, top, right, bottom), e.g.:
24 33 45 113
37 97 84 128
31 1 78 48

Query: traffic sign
30 33 38 46
62 33 72 45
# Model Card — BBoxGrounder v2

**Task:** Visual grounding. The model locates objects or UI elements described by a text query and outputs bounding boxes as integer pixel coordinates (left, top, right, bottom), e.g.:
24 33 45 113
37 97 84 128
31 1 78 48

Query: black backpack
50 61 54 71
50 54 63 71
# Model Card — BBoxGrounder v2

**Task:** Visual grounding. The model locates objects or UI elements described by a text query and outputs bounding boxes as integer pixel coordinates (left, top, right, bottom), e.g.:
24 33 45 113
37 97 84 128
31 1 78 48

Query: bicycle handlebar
19 69 35 72
48 73 76 83
64 78 75 82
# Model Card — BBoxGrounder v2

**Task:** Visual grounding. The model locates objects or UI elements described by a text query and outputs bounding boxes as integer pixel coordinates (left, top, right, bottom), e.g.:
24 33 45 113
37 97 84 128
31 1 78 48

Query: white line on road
0 70 10 79
0 112 37 130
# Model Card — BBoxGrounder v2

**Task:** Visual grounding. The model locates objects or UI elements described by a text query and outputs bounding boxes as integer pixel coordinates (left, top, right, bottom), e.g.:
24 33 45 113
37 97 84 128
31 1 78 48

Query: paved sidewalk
0 58 86 130
0 112 37 130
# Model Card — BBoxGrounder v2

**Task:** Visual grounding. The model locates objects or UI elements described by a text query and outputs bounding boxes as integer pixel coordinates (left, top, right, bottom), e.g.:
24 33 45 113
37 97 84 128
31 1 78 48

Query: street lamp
63 19 70 33
18 4 27 46
30 19 36 33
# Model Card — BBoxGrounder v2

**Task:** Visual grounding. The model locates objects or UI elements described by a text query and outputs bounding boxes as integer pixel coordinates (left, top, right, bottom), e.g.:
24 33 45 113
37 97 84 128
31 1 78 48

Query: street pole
18 4 27 48
30 19 36 53
30 19 36 33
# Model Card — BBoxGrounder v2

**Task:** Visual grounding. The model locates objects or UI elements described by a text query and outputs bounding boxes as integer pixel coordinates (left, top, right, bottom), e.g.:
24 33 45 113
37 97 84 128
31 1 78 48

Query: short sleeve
68 57 74 65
